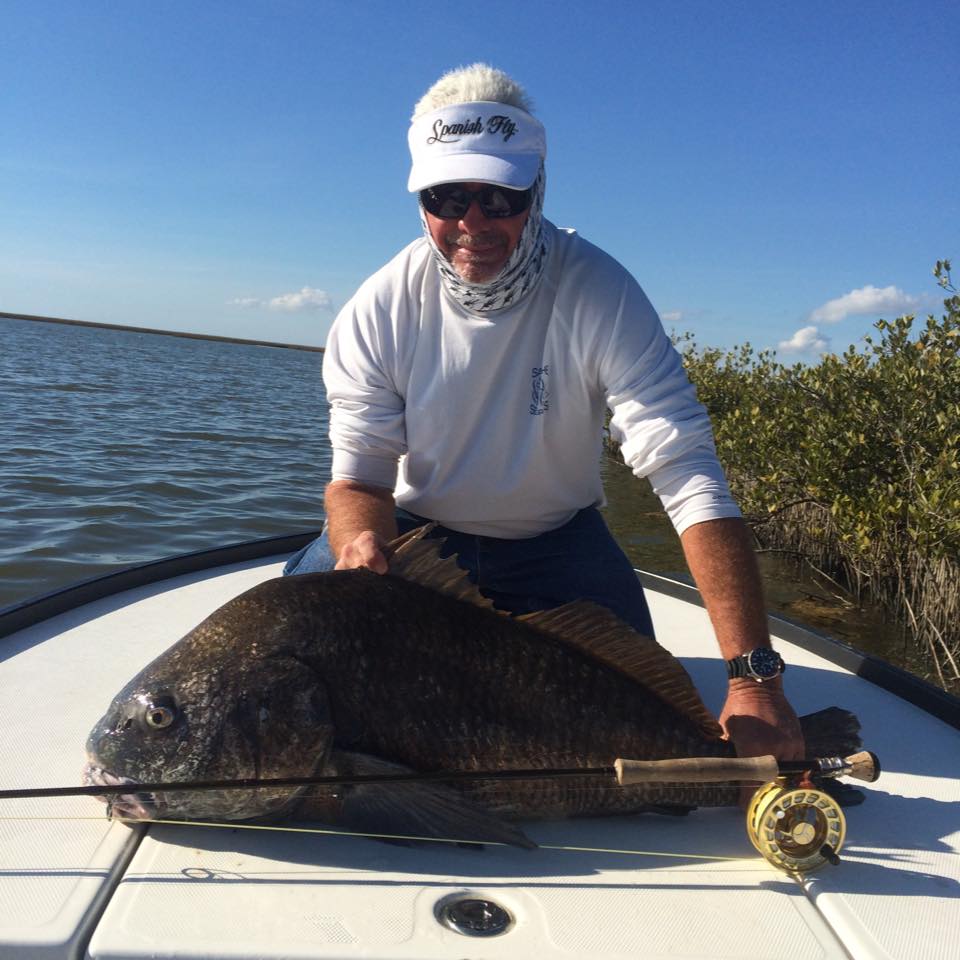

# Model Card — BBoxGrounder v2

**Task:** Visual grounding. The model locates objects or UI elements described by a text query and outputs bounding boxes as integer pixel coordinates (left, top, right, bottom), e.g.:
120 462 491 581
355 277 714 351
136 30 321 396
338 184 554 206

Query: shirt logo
530 365 549 415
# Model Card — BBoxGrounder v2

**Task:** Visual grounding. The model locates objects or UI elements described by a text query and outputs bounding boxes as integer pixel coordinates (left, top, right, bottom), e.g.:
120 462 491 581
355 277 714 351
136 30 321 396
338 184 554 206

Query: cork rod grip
845 751 881 782
614 755 780 785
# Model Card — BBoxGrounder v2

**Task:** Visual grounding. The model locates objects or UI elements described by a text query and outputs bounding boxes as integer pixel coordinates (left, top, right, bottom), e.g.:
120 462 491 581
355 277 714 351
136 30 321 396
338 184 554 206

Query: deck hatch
435 894 514 937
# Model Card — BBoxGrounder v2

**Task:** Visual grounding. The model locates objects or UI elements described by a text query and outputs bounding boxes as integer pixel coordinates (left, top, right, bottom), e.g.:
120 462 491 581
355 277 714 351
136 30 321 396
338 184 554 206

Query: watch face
747 648 782 679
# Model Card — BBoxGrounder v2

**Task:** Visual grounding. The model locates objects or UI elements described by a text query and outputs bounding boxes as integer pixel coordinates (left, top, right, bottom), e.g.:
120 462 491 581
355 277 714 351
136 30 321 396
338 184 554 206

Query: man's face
425 182 530 284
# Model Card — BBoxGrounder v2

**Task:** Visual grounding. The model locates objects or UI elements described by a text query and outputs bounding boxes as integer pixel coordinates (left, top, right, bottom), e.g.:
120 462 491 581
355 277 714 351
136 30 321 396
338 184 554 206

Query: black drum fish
83 529 859 847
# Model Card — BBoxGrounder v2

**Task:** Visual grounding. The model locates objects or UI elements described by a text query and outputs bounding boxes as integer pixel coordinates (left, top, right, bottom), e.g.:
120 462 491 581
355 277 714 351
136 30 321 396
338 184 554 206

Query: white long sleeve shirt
323 223 741 538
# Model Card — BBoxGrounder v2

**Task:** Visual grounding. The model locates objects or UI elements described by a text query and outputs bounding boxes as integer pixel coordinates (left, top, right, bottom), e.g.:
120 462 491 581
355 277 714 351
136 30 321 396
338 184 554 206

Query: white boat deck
1 557 957 959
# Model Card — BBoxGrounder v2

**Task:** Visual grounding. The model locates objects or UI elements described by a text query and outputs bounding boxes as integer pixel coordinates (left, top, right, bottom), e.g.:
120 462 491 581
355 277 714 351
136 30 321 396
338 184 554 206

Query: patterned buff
419 166 551 314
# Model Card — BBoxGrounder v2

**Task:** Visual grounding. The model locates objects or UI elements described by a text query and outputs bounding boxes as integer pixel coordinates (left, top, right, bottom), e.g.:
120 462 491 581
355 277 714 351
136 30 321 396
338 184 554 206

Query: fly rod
0 751 879 801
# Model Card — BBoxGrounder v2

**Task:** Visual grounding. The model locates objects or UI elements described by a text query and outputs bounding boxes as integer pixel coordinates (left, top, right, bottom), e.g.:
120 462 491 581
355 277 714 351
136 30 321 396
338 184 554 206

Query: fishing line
0 813 751 863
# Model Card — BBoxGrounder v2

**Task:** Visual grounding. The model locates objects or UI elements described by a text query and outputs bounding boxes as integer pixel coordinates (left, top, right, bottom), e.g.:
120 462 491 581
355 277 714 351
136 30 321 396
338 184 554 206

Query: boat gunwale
0 531 319 639
637 569 960 731
1 533 957 730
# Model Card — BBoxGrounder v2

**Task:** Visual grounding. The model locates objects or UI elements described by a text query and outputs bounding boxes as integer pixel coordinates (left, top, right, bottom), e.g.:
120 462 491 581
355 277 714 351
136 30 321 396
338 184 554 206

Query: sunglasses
419 183 533 220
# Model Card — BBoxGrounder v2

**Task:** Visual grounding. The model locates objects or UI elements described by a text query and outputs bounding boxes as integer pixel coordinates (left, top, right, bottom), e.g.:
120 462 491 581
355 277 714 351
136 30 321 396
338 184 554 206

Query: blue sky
2 0 956 355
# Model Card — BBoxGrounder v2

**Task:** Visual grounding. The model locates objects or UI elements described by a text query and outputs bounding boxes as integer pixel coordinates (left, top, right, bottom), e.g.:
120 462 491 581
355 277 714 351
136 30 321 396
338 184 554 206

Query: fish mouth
82 763 163 820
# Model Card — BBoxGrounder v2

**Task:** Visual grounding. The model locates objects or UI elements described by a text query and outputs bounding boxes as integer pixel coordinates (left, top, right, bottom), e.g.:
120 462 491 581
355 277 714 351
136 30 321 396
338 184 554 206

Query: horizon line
0 311 324 353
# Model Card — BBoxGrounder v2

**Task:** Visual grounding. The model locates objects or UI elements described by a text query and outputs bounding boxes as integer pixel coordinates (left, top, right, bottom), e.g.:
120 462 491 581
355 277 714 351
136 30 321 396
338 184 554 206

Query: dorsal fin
386 524 495 610
519 603 723 739
386 526 721 739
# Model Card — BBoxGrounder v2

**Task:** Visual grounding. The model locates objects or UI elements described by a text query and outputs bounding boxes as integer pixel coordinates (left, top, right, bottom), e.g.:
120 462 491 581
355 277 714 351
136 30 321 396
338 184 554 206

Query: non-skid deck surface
0 560 957 959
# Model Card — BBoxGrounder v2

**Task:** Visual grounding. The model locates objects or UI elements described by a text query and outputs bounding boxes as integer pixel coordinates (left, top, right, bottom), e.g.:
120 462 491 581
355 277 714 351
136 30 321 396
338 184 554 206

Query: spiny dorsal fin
386 524 495 610
387 526 721 740
519 603 723 740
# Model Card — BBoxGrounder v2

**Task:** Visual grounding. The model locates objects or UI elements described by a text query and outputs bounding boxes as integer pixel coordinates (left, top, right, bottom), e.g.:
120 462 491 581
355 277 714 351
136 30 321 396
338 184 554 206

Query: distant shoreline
0 311 324 353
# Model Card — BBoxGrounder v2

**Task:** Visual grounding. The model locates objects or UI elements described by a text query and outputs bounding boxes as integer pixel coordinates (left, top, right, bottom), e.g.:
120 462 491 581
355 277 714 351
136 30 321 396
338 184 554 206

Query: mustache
442 230 507 248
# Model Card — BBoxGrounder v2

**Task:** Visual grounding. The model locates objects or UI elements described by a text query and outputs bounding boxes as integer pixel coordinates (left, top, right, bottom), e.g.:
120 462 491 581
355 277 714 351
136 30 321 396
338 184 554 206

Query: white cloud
660 310 683 324
809 284 918 325
227 287 333 312
779 325 829 354
268 286 332 312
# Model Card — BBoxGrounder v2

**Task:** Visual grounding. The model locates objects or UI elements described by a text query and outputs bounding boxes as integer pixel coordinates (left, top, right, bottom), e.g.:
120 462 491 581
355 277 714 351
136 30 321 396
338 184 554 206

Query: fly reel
746 778 846 874
616 749 878 875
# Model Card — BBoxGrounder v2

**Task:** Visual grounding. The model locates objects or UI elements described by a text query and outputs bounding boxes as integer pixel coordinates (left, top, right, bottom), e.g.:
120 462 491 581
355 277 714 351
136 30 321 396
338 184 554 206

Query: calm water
0 318 329 607
1 317 906 671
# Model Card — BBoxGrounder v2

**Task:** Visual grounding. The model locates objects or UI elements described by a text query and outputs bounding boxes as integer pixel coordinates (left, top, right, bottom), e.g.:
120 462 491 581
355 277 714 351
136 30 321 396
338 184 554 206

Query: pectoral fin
296 751 537 850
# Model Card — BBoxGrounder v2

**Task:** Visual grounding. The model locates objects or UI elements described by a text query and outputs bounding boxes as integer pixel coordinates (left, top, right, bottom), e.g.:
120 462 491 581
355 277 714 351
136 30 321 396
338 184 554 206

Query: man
287 63 803 763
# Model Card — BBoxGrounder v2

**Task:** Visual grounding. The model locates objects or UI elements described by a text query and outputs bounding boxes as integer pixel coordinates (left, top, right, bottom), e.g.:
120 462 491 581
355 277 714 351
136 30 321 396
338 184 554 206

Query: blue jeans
283 506 655 638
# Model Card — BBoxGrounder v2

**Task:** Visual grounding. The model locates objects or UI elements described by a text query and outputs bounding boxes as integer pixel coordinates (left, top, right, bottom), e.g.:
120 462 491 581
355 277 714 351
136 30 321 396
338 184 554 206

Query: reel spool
746 778 846 874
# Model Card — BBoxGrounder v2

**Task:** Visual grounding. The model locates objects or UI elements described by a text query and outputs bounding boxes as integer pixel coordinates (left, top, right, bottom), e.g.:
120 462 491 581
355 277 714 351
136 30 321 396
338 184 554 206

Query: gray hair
412 63 534 119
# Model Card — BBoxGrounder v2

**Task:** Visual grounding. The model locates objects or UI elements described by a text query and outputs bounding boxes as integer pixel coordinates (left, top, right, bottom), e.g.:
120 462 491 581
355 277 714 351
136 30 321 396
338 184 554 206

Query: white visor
407 101 546 192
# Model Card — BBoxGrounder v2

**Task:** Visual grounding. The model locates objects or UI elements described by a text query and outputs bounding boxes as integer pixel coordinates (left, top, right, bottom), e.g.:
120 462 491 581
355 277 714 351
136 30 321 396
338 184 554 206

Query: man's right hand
334 530 390 573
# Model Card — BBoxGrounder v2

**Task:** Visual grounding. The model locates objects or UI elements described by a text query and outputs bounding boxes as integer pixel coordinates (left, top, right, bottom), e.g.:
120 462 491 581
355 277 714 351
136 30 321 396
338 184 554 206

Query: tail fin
799 706 862 757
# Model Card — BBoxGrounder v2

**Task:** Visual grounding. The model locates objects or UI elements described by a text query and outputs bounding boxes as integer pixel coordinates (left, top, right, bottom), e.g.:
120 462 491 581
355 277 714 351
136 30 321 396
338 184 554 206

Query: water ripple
0 318 329 608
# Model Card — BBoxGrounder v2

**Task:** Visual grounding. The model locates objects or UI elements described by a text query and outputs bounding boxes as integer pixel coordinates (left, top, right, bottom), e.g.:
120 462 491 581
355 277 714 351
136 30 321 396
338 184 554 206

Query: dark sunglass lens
481 186 532 218
420 186 469 219
479 188 514 217
438 187 472 219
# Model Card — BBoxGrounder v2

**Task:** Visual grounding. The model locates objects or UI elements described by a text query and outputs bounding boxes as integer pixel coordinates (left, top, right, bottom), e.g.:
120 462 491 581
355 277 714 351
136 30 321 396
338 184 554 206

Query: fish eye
139 696 178 730
145 705 175 729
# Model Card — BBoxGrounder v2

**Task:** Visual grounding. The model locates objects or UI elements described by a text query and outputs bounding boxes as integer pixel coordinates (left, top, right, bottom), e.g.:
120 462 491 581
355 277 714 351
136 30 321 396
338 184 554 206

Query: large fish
84 529 859 847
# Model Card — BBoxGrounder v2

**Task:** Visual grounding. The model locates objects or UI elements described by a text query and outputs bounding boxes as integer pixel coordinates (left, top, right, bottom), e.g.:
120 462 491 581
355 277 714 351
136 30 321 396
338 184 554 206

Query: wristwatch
726 648 785 682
